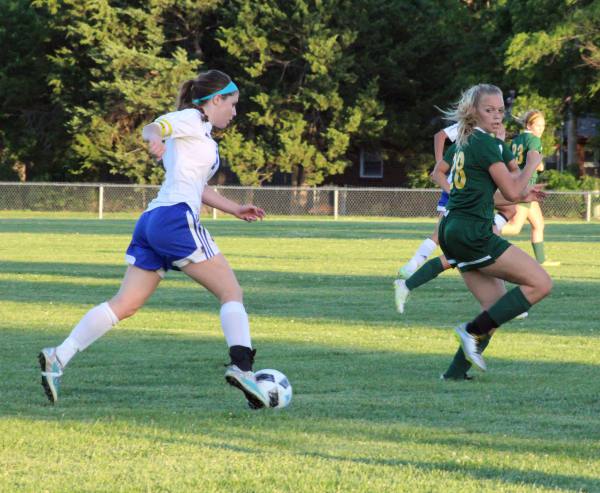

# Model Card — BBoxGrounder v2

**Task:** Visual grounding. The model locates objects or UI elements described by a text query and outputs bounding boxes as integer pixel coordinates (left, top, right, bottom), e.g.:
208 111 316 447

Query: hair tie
192 81 238 104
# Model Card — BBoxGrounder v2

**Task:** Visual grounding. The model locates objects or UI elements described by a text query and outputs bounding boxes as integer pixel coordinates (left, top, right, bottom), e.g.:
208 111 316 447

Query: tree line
1 0 598 186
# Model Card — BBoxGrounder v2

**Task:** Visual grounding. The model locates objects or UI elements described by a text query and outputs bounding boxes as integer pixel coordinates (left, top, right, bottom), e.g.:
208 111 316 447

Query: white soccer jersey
147 108 220 213
444 123 459 143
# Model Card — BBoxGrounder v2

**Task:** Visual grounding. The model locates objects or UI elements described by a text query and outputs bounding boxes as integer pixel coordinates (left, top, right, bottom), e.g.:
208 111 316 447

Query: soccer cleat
225 365 270 409
454 324 486 372
398 263 416 279
39 348 63 403
393 279 410 314
540 260 561 267
515 311 528 320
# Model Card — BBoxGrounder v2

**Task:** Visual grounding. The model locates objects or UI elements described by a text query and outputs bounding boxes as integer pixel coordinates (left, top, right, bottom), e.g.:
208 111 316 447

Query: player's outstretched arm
489 151 542 202
493 184 545 206
433 130 448 163
202 187 265 222
430 159 451 193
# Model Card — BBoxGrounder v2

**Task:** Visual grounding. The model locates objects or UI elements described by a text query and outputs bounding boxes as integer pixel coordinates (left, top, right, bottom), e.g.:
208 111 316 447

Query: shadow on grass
3 328 600 491
1 216 599 241
0 217 434 240
0 260 597 332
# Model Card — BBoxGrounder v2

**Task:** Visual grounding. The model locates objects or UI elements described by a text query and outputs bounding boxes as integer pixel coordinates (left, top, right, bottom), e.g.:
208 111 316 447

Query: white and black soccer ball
255 369 292 409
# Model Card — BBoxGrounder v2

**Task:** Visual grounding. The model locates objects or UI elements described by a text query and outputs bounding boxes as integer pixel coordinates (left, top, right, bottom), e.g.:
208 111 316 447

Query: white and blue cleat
225 365 270 409
39 347 63 403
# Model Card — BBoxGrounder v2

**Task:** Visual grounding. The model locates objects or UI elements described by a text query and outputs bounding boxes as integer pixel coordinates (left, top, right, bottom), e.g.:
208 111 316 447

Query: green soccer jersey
446 129 513 221
443 143 457 164
511 131 543 185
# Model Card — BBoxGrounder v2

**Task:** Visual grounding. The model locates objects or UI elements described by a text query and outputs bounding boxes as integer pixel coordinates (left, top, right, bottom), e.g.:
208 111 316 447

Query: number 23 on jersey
512 143 524 165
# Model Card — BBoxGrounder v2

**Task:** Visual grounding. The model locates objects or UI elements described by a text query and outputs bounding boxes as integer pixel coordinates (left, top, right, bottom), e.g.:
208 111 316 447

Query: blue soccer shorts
125 202 219 276
436 190 449 213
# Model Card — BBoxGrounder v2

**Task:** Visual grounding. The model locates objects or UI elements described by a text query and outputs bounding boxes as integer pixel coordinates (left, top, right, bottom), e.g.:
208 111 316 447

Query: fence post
98 185 104 219
333 188 339 220
212 187 218 219
585 192 591 222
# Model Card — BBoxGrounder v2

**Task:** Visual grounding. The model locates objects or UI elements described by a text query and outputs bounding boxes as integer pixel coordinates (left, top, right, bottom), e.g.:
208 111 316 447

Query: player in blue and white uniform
39 70 271 409
397 124 460 279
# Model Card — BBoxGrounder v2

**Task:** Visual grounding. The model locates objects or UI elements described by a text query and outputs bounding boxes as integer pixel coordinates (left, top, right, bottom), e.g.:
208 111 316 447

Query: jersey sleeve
501 141 514 164
443 123 459 142
527 135 543 154
476 135 504 170
154 109 200 140
443 143 456 164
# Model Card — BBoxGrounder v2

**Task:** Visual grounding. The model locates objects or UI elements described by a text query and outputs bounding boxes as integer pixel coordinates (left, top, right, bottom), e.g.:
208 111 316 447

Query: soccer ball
255 369 292 409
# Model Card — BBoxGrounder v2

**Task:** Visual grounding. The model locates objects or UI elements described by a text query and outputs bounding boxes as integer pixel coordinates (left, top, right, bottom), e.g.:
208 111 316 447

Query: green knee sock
532 241 545 263
443 335 491 379
488 287 532 326
406 257 444 291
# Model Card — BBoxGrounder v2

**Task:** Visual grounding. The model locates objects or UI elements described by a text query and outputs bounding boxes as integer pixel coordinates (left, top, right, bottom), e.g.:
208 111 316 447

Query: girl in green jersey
438 84 552 372
502 110 560 266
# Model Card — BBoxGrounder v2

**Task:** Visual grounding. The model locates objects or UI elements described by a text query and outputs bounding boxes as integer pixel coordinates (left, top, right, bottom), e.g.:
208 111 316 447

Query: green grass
1 213 599 492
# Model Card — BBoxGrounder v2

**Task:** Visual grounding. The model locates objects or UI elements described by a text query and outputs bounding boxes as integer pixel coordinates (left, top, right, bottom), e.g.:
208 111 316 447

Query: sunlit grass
1 214 599 492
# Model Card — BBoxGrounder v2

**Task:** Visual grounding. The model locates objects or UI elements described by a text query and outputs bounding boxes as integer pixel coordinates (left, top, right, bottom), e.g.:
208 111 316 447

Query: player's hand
495 123 506 142
146 136 166 160
522 184 546 203
235 204 266 222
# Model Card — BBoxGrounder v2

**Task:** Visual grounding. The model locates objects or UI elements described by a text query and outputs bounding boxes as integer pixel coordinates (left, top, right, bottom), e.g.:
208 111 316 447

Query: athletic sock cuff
467 311 497 335
488 287 532 326
220 301 246 316
405 256 444 291
424 238 437 250
416 238 437 258
494 213 508 231
101 302 119 324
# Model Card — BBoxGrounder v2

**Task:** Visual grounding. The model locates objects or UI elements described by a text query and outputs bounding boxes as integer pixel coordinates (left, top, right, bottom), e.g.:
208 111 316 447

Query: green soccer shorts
439 213 511 272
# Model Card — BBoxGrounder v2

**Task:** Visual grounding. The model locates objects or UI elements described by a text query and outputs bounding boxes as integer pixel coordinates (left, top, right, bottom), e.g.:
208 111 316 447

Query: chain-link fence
1 182 599 221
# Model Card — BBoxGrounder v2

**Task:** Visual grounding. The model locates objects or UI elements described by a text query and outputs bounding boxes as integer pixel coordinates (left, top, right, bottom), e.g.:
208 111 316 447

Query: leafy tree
346 0 514 182
0 0 58 181
216 0 386 186
31 0 212 183
505 0 600 112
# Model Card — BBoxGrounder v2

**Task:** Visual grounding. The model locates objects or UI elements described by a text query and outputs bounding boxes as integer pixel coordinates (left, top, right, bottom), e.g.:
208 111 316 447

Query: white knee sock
410 238 437 266
220 301 252 348
55 302 119 367
494 213 508 232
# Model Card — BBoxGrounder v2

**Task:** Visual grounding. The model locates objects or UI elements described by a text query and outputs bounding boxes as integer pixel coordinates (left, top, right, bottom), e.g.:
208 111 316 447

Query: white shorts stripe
457 255 492 268
185 211 203 250
198 225 214 256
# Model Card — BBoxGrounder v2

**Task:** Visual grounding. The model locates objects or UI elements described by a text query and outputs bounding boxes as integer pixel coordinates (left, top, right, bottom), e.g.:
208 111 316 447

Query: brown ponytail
176 70 233 112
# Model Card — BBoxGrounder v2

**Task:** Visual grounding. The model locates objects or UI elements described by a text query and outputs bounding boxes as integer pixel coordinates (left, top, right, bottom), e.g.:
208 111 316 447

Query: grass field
1 212 599 492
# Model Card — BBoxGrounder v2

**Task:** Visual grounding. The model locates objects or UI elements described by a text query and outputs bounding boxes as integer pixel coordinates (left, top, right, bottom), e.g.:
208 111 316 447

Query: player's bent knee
533 271 553 300
109 299 142 320
539 275 553 299
219 285 243 304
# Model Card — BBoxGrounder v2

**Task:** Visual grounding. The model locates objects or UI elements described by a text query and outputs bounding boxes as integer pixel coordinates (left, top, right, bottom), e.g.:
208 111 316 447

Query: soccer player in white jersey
39 70 271 409
397 123 460 278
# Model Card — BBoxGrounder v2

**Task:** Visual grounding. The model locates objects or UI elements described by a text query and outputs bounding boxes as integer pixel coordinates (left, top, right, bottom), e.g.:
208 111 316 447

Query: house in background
557 115 600 176
212 115 600 187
